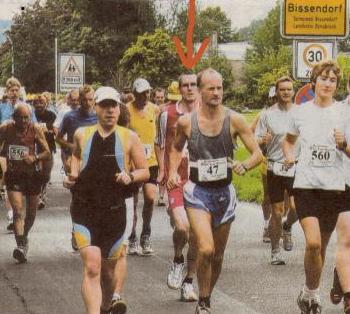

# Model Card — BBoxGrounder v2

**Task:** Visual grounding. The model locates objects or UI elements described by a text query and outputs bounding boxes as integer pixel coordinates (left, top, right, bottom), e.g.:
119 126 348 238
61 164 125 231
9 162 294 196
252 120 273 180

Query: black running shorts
5 170 42 195
293 188 342 232
147 166 158 185
339 185 350 213
71 194 127 259
266 170 294 204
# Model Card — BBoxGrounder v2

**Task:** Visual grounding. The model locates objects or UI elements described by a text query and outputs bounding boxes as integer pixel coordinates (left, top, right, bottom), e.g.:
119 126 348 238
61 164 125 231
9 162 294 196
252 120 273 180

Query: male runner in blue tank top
64 87 149 314
167 68 262 314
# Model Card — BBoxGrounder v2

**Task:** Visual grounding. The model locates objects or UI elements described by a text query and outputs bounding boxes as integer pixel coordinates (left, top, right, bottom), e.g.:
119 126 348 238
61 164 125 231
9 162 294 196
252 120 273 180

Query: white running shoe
127 238 141 255
271 249 286 265
181 282 198 302
167 261 185 289
195 303 211 314
140 236 154 256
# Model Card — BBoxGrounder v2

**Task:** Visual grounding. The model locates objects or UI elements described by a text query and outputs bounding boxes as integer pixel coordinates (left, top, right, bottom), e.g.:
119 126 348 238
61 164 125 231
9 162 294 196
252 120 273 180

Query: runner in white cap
284 60 346 314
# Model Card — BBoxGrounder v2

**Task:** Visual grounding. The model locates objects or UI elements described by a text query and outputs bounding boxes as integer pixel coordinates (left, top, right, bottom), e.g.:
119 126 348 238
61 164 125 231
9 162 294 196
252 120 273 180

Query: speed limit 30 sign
293 40 336 81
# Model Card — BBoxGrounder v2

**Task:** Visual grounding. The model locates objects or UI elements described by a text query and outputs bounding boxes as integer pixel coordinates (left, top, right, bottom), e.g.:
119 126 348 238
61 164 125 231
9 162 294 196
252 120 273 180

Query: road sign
59 53 85 93
280 0 349 38
295 83 315 105
293 40 336 81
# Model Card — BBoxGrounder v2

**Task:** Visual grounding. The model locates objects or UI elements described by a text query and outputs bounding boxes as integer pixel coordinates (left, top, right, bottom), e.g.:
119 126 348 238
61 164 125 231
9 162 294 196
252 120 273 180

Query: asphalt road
0 154 344 314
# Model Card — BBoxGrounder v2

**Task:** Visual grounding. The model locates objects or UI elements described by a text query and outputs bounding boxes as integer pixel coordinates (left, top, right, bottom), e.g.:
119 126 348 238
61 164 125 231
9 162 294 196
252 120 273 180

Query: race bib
272 162 295 178
309 145 336 167
143 144 153 160
8 145 29 161
198 157 227 182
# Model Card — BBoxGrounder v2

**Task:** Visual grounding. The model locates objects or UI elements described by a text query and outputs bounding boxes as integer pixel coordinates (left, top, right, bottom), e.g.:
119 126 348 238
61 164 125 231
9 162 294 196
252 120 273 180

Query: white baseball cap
132 78 151 94
95 86 121 104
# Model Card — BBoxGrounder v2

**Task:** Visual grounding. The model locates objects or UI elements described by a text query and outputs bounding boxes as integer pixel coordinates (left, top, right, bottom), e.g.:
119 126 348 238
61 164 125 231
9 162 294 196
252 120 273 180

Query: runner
126 78 160 255
0 77 35 231
56 85 97 250
167 68 262 313
152 87 166 112
250 87 275 243
153 86 168 206
64 86 149 314
154 81 181 206
33 94 57 210
283 60 345 313
53 89 80 173
0 103 50 263
255 76 299 265
329 76 350 314
155 74 199 301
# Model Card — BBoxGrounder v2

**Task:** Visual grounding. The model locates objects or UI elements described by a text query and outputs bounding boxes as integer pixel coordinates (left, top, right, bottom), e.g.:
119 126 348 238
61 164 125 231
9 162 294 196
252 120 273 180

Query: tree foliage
174 6 238 43
243 3 293 107
120 28 184 89
0 0 157 91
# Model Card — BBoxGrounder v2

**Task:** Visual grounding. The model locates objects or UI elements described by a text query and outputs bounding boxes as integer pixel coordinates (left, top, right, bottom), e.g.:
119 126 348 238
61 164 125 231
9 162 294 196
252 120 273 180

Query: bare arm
283 133 298 168
56 131 74 150
63 129 82 188
167 115 189 189
34 125 51 161
128 132 149 183
232 113 263 173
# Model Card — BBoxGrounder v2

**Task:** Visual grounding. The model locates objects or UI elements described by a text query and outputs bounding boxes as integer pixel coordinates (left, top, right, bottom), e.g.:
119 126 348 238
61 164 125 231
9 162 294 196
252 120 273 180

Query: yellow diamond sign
281 0 348 37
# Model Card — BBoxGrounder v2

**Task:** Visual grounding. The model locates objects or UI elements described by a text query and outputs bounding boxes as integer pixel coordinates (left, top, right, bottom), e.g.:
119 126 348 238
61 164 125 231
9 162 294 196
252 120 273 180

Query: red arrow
173 0 211 69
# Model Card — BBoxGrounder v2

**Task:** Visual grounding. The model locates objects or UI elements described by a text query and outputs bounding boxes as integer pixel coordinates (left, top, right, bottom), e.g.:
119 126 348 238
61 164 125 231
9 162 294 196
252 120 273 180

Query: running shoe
38 199 46 210
157 196 166 206
282 223 293 251
330 267 343 305
127 237 141 255
13 246 27 263
167 261 185 289
140 235 154 256
181 282 198 302
195 302 211 314
110 296 127 314
6 222 14 231
263 227 270 243
297 291 322 314
271 249 286 265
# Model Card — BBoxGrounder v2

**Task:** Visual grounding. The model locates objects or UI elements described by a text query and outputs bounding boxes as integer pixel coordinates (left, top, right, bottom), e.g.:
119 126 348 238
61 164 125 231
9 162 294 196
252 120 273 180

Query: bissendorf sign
281 0 349 38
59 53 85 93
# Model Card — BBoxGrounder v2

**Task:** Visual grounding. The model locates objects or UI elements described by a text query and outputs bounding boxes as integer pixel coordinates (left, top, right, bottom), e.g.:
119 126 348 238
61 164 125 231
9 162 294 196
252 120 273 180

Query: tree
194 50 235 100
0 0 158 91
120 28 184 89
243 3 293 107
174 6 237 44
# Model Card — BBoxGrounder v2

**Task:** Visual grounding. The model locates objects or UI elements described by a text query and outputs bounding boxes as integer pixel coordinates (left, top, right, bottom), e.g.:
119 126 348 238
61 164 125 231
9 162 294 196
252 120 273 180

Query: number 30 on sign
293 40 336 81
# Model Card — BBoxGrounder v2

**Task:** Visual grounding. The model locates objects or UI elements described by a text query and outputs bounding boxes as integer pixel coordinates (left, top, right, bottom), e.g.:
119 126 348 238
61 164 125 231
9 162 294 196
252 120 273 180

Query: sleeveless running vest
127 101 158 167
188 109 235 188
74 125 131 206
2 122 37 174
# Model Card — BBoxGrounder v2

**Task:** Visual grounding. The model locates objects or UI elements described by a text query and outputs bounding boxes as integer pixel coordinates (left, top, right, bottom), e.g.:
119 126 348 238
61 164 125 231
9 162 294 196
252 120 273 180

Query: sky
0 0 277 28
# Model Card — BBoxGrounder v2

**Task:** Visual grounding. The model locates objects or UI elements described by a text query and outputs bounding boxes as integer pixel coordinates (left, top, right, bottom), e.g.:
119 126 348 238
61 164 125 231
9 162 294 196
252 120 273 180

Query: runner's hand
334 129 346 150
262 132 272 145
23 154 36 165
167 172 180 190
231 159 247 176
284 157 295 170
63 175 77 189
157 170 165 185
115 170 132 185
